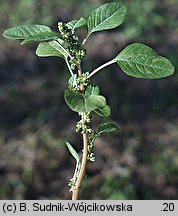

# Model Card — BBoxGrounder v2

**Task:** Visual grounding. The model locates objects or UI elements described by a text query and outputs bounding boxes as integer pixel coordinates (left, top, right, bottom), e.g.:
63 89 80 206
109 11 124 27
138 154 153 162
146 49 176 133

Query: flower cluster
68 162 81 192
87 131 96 162
77 72 89 86
58 22 86 71
76 112 92 134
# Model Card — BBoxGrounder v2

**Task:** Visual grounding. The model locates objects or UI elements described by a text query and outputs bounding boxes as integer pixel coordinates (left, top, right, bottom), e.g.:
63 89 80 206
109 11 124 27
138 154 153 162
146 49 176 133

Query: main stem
72 65 88 200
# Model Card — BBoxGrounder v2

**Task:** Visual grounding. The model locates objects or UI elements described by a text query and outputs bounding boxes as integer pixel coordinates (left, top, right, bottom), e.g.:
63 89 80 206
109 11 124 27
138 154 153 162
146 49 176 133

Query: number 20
163 203 174 211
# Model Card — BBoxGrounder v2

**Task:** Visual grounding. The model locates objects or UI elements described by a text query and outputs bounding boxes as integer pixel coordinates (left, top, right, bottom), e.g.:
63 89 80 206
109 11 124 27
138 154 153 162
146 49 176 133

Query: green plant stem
72 65 88 200
88 59 116 78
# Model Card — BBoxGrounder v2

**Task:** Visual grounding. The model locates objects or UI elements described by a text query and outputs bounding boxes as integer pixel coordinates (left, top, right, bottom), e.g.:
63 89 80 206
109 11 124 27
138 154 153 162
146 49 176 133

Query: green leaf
3 24 59 44
49 41 69 59
36 41 69 59
94 105 111 117
67 17 87 30
68 74 77 87
115 43 175 79
85 85 100 97
97 122 119 135
64 89 106 113
85 86 110 117
66 142 80 162
87 2 127 35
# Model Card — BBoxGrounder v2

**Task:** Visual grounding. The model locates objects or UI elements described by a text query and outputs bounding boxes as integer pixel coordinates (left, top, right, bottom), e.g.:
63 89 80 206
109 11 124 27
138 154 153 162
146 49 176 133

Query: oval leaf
87 94 106 112
67 17 87 30
49 41 69 59
3 24 59 44
68 74 77 87
66 142 80 162
36 41 68 58
94 105 111 117
64 89 106 113
97 122 119 135
85 85 100 97
115 43 175 79
87 2 127 35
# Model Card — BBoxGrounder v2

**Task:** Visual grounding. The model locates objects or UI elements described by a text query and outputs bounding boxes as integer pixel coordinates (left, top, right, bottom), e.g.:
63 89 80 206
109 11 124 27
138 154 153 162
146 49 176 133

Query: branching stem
88 59 116 78
72 65 88 200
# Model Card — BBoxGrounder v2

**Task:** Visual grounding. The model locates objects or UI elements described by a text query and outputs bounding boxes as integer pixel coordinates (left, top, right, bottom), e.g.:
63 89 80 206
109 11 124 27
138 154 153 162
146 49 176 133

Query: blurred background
0 0 178 199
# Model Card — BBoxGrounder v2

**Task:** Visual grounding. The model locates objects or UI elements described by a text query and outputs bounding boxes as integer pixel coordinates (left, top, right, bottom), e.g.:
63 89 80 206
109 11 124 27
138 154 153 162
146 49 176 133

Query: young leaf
97 122 119 135
68 74 77 87
66 142 80 162
115 43 175 79
3 24 59 45
36 41 69 59
64 89 106 113
67 17 87 30
85 85 100 97
87 2 127 35
94 105 111 117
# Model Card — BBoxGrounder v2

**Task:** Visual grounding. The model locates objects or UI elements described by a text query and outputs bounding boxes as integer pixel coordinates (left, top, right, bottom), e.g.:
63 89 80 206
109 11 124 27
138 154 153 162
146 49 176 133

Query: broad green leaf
85 86 110 116
64 89 106 113
3 24 59 45
57 38 68 49
97 122 119 135
36 41 69 59
115 43 175 79
67 17 87 30
49 41 69 59
85 85 100 97
94 105 111 117
87 2 127 35
68 74 77 87
66 142 80 162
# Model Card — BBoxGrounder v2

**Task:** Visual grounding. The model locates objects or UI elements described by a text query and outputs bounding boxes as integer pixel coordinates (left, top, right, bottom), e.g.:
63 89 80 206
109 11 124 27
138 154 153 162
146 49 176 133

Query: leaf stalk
88 59 116 78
